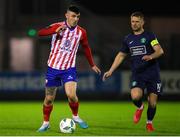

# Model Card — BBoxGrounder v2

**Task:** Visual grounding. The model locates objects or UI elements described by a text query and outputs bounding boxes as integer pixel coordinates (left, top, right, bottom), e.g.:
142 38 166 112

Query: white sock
147 120 152 124
138 104 144 110
73 115 83 122
43 121 49 125
73 115 79 119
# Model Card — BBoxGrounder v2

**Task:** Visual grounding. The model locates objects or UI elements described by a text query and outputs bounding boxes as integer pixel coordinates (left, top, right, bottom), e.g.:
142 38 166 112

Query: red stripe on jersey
64 30 77 69
68 29 80 69
48 34 60 67
58 31 70 69
53 30 70 68
47 24 90 70
49 30 66 67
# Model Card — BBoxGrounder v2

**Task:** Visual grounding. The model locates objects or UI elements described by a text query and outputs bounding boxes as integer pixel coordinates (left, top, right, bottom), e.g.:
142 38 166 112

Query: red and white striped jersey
42 21 94 70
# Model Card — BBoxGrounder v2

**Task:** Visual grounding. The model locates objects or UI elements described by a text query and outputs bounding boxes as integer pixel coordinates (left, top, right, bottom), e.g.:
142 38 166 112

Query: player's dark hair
131 11 144 20
67 5 80 14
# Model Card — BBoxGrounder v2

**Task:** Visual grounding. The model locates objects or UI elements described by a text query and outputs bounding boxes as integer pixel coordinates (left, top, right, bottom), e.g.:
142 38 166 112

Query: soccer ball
59 118 76 133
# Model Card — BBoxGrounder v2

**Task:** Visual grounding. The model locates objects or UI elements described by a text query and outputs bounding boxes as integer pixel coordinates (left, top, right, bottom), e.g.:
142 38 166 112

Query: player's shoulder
143 31 158 40
124 33 133 41
144 30 156 36
77 25 87 33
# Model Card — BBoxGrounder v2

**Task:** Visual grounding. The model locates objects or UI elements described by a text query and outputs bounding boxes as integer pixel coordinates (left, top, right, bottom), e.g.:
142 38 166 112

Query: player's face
65 11 80 27
130 16 144 32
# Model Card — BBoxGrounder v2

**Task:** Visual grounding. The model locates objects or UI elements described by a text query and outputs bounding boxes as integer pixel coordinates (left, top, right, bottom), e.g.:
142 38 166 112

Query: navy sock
147 106 156 121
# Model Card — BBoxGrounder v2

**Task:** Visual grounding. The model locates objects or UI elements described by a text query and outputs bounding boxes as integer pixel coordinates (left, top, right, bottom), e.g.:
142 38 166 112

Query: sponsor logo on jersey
45 79 48 84
129 41 134 44
67 75 73 80
130 45 147 56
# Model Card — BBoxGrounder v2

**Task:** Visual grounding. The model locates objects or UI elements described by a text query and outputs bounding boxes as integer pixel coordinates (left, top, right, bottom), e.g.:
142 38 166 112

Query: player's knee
67 94 74 99
67 93 76 101
131 91 142 100
149 101 157 108
131 93 142 100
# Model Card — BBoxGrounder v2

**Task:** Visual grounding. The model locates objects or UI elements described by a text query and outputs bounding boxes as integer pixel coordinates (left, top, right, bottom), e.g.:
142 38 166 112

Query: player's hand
103 71 112 81
55 25 67 33
142 55 153 61
92 65 101 74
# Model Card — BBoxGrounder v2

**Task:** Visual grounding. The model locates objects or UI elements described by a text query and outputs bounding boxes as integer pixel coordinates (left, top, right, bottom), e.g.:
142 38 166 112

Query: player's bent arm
109 52 127 73
38 24 61 36
142 44 164 61
150 44 164 59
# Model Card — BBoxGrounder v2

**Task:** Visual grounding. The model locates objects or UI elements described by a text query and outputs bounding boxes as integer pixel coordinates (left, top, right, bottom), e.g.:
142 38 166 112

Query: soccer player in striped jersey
103 12 164 132
37 5 101 132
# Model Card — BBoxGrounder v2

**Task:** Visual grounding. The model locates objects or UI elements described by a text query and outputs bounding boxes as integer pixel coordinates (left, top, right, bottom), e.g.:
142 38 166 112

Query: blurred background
0 0 180 100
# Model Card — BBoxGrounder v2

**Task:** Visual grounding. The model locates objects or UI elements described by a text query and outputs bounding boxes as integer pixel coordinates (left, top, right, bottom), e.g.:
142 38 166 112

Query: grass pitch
0 101 180 136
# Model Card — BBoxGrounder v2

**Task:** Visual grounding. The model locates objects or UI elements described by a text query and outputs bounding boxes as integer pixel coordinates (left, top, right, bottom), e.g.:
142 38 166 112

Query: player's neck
65 21 77 31
133 29 144 35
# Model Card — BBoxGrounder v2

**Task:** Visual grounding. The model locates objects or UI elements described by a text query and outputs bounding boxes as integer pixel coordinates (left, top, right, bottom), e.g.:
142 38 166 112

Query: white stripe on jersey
52 29 70 68
48 26 82 70
67 32 81 69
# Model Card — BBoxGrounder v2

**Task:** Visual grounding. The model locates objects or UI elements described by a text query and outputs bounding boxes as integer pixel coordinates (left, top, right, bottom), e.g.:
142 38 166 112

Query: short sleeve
120 39 130 53
149 32 159 47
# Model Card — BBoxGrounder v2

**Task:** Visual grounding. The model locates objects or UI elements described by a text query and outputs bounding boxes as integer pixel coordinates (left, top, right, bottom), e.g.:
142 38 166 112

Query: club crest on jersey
132 81 137 87
140 38 146 43
61 39 72 52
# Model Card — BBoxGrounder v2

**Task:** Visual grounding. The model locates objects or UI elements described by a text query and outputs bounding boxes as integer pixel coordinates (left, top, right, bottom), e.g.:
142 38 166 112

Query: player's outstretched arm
38 24 66 36
103 52 126 81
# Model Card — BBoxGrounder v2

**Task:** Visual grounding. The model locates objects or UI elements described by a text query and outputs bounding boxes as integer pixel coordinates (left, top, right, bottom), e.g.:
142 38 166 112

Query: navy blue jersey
120 31 160 75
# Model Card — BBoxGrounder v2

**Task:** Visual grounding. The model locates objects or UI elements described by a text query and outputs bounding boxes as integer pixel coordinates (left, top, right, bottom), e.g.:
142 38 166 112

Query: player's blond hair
131 11 144 20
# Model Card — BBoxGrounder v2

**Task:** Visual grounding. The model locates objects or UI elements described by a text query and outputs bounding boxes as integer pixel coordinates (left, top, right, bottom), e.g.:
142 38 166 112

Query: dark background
0 0 180 100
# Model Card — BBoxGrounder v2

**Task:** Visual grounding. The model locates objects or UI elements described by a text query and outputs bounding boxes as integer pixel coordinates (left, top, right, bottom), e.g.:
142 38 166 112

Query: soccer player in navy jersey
103 12 164 132
37 5 101 132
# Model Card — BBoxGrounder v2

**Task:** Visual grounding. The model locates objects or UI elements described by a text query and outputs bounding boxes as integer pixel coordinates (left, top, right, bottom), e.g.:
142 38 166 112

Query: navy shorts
45 67 77 87
130 73 163 95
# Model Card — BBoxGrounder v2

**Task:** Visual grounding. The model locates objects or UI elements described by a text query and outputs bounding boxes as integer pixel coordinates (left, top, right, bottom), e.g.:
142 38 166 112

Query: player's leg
146 92 158 132
131 87 144 123
146 80 162 132
38 67 61 132
64 81 88 129
65 81 78 115
38 87 57 132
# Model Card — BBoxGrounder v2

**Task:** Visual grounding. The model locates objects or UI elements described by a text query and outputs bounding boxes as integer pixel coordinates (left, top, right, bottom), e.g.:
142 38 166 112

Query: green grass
0 101 180 136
